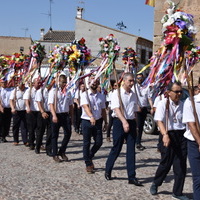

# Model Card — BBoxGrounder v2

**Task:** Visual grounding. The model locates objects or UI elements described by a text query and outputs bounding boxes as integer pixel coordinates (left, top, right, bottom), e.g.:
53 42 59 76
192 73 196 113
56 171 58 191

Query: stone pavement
0 131 193 200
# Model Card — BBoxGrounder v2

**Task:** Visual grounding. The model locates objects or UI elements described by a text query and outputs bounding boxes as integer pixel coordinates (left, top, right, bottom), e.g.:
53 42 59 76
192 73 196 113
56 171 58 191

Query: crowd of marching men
1 72 200 199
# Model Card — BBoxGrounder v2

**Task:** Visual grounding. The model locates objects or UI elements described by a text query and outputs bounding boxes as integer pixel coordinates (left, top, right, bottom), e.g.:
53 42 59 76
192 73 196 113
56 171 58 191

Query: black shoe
172 194 190 200
128 178 143 186
29 145 35 150
58 152 68 161
35 148 40 154
24 142 29 147
105 172 112 180
53 156 62 163
46 150 53 157
0 138 8 143
136 144 146 151
150 183 158 195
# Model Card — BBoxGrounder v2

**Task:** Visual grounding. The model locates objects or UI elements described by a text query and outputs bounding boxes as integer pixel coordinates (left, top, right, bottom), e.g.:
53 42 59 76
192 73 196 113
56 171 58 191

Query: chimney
40 28 45 40
77 7 84 19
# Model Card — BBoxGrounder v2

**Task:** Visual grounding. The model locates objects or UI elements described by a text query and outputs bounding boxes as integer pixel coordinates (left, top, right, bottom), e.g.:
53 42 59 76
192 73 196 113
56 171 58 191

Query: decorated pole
122 47 140 107
97 34 125 114
136 1 200 133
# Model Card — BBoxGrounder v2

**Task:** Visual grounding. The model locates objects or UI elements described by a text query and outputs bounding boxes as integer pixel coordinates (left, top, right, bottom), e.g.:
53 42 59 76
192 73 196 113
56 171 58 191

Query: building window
149 51 152 59
141 49 146 64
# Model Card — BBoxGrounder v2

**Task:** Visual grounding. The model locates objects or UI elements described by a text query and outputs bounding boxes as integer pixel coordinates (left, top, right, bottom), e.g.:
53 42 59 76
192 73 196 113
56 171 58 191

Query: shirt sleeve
23 88 30 100
182 98 195 123
111 90 120 110
35 89 43 102
80 92 88 106
100 94 106 109
9 89 15 100
48 89 55 104
154 100 166 122
74 90 79 99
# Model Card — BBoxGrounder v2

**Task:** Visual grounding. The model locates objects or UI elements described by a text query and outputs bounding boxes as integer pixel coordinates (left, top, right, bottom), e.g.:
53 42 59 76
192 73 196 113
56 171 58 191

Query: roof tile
43 30 75 43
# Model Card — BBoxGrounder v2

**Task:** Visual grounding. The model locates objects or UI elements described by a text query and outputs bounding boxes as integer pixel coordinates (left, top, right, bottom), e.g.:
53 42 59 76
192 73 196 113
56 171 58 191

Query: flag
145 0 155 7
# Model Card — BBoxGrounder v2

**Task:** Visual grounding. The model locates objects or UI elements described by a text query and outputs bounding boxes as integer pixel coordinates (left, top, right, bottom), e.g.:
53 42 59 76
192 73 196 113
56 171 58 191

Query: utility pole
41 0 53 30
22 28 29 37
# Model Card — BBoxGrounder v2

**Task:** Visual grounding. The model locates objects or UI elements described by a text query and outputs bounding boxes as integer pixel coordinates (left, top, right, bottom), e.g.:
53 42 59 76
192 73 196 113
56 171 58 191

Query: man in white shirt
10 82 28 145
105 72 143 186
0 80 14 143
80 75 107 174
183 93 200 200
135 73 153 150
48 74 73 162
74 82 85 134
106 80 118 142
35 84 52 155
23 78 41 150
150 81 189 200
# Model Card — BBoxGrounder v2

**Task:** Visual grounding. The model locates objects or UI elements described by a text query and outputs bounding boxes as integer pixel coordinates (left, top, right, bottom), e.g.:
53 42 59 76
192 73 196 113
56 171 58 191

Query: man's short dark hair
167 81 182 91
136 73 143 77
123 72 134 80
59 74 67 80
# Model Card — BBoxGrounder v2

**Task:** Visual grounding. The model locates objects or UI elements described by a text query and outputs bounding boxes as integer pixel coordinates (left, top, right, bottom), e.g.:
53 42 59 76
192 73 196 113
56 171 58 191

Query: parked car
143 88 190 135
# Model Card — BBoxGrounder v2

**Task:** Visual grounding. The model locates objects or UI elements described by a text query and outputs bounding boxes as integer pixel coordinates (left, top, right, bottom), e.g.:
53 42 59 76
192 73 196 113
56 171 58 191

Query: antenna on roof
116 21 127 31
41 0 53 30
21 27 29 37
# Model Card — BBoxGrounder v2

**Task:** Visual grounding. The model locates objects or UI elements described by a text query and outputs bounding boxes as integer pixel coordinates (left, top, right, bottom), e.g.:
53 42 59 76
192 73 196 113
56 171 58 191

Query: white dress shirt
154 98 185 131
106 90 115 108
23 87 39 111
80 89 106 120
182 94 200 141
9 87 26 111
48 87 73 113
133 84 151 107
35 88 50 112
74 89 84 99
153 94 165 108
111 87 139 120
0 87 13 108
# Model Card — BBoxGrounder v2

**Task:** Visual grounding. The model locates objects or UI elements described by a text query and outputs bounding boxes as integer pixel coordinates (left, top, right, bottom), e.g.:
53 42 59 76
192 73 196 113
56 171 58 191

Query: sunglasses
171 90 183 94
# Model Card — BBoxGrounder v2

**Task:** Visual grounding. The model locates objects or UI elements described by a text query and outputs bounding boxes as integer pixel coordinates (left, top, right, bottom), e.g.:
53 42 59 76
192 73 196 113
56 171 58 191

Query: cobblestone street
0 131 193 200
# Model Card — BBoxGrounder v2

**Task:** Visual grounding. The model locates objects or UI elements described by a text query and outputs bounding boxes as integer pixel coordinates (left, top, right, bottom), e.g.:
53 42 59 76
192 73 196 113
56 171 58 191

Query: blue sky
0 0 154 41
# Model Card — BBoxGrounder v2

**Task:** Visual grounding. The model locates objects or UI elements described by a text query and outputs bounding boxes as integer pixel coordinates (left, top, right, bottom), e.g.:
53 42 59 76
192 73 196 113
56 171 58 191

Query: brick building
0 36 33 55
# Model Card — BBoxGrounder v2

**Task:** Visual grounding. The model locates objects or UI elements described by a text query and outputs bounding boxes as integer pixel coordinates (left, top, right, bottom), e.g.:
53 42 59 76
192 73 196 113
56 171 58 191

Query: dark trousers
106 109 113 138
74 106 82 132
36 112 52 152
12 111 28 144
187 139 200 200
105 118 137 181
0 108 12 139
153 130 187 196
82 118 103 166
136 107 148 145
51 113 71 157
26 111 39 147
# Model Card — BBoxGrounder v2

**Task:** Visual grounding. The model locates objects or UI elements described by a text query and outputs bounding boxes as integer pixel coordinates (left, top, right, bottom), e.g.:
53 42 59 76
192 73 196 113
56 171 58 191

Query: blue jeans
187 139 200 200
105 118 137 181
51 113 71 156
82 118 103 166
